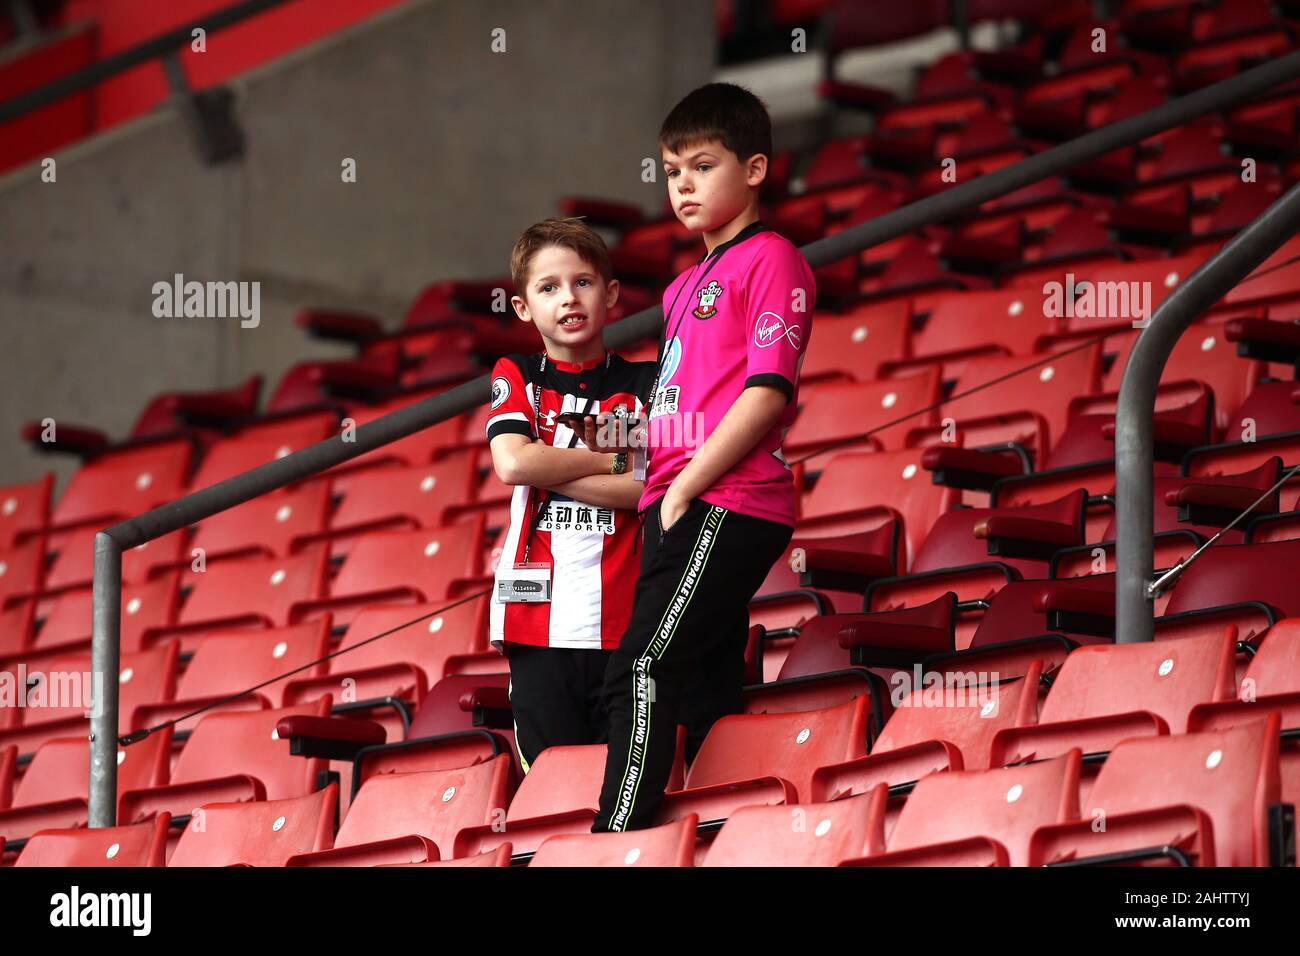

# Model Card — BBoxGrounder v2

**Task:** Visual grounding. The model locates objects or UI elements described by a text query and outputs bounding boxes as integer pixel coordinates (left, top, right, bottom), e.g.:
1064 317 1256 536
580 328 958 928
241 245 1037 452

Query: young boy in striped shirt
486 218 656 772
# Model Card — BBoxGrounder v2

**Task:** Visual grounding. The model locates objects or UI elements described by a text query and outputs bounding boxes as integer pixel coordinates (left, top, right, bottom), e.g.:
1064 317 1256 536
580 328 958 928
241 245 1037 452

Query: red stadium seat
0 535 48 613
15 815 172 867
1028 715 1283 866
0 728 173 852
0 641 180 757
704 797 881 866
164 543 331 644
799 301 911 383
34 571 181 655
989 629 1238 768
168 784 339 867
46 441 192 532
678 696 870 806
131 618 333 733
289 520 486 628
849 750 1081 866
189 482 332 562
285 754 511 865
811 662 1043 808
281 598 490 716
324 458 478 549
0 474 52 552
530 815 698 867
117 699 333 827
786 369 943 457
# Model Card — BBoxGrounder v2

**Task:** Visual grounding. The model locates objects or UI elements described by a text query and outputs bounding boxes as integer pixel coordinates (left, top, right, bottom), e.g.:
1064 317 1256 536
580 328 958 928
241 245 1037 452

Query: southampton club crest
693 280 723 319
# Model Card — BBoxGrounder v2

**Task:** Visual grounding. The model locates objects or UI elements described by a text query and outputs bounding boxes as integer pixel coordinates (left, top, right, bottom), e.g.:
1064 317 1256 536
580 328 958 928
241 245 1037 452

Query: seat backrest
15 641 179 733
917 287 1045 357
1244 618 1300 697
331 393 463 470
1086 715 1281 867
686 697 870 801
0 535 47 610
168 784 338 867
803 448 959 569
873 663 1041 771
53 441 191 527
888 749 1080 866
190 482 331 560
942 343 1102 452
16 815 170 867
1039 629 1237 733
178 543 329 628
506 745 609 822
330 459 477 532
1233 381 1300 440
799 300 910 382
703 798 876 866
531 814 697 867
0 473 52 551
327 521 484 603
1164 539 1300 619
335 598 489 684
172 700 330 800
1103 320 1262 431
788 369 942 453
179 619 332 708
337 754 511 859
188 422 333 493
0 599 35 659
13 727 173 807
37 570 181 654
1052 253 1208 332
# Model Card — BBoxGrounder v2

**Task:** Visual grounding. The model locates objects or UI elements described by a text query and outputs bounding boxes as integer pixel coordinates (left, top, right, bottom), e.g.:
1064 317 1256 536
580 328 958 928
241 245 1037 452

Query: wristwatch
611 452 628 475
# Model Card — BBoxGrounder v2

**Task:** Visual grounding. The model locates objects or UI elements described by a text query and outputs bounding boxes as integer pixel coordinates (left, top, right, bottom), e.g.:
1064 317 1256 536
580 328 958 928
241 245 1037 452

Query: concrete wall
0 0 714 491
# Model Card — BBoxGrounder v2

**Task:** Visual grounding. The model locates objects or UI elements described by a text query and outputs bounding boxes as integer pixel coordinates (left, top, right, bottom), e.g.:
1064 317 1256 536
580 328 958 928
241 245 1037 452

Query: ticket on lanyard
495 562 553 603
632 445 647 481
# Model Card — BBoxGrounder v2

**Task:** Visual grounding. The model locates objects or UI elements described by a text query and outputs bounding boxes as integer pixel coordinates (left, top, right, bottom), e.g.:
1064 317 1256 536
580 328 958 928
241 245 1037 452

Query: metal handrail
1114 181 1300 644
86 47 1300 825
0 0 295 124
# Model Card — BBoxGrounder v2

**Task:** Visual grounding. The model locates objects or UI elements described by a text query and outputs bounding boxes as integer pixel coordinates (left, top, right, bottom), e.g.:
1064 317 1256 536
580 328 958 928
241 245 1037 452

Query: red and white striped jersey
486 349 656 650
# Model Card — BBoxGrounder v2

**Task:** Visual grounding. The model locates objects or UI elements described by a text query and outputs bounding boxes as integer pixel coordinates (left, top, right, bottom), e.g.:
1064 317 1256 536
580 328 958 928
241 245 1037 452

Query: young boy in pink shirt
589 83 816 832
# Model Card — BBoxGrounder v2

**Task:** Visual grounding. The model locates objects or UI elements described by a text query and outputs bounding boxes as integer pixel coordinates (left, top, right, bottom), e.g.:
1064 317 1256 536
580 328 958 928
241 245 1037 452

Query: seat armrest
20 420 109 460
279 714 387 761
817 79 897 113
295 309 384 345
1225 317 1300 367
920 445 1026 492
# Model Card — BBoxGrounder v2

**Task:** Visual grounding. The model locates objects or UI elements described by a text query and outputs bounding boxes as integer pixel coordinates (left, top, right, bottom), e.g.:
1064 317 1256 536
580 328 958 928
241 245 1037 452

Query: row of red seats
3 619 1294 865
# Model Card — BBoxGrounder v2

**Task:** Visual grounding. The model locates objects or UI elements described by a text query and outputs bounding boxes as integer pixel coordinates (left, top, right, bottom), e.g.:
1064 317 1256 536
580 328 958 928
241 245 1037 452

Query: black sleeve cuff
486 420 534 441
744 373 795 403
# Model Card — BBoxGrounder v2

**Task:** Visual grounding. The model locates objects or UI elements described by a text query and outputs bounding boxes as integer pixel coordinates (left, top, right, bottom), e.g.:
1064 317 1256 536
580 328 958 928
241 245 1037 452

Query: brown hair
510 217 612 296
659 82 772 165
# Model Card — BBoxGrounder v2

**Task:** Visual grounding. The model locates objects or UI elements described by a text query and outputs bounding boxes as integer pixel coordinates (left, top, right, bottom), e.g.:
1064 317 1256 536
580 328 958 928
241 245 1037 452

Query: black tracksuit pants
593 496 792 832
